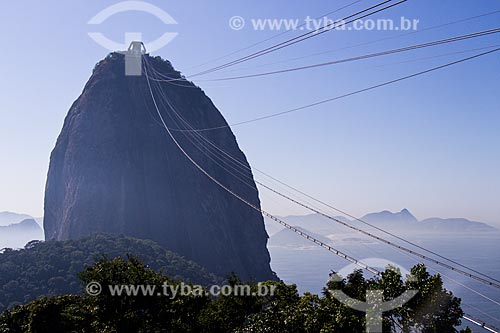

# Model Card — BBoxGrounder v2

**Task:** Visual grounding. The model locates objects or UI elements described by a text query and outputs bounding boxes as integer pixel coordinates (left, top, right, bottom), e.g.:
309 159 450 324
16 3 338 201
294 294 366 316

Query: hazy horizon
3 207 500 229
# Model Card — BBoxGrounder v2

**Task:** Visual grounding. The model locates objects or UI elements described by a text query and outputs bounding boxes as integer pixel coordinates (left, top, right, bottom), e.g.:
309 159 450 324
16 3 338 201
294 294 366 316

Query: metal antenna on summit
125 41 146 76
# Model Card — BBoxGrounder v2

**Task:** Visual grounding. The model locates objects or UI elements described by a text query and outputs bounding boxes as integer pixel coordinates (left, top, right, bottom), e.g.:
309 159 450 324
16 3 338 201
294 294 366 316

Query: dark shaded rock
43 53 276 281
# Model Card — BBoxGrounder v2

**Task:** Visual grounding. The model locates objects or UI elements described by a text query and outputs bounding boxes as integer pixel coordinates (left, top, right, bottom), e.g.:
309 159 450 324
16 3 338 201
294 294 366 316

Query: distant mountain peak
362 209 417 224
269 225 331 248
400 208 417 219
0 211 34 227
1 218 41 230
267 209 496 235
16 219 40 227
420 217 496 232
0 218 44 249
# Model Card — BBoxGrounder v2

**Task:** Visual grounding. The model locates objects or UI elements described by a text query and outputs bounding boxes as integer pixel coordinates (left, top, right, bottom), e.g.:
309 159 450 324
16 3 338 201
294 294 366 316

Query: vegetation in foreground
0 234 221 312
0 255 471 333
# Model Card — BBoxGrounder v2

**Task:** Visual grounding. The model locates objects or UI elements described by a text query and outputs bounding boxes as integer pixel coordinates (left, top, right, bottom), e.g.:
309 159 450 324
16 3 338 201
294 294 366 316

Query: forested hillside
0 234 221 311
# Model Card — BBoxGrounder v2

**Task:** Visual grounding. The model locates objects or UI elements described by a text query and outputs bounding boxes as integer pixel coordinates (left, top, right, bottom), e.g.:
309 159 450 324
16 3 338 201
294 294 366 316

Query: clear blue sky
0 0 499 225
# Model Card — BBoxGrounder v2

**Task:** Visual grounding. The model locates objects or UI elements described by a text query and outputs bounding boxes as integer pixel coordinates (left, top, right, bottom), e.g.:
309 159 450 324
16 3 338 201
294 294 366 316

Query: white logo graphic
329 258 418 333
88 1 178 53
229 16 245 30
86 281 102 296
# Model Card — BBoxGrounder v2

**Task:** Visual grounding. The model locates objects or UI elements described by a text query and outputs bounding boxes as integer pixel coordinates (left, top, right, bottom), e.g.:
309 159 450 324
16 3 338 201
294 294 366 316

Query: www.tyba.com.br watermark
229 15 420 32
86 281 277 299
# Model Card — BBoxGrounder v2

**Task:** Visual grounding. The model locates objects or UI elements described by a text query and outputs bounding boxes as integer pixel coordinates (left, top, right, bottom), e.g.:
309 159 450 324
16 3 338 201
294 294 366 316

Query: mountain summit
43 53 275 281
361 208 418 224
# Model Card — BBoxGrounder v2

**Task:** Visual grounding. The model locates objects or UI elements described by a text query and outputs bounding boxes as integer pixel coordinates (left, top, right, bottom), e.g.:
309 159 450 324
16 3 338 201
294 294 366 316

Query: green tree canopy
0 256 469 333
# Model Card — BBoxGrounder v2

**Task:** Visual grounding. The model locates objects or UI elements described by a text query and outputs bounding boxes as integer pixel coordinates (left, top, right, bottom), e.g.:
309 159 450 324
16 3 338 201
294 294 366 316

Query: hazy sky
0 0 499 225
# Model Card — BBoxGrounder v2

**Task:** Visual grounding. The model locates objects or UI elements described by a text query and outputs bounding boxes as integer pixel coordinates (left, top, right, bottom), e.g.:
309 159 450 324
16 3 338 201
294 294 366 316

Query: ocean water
269 233 500 333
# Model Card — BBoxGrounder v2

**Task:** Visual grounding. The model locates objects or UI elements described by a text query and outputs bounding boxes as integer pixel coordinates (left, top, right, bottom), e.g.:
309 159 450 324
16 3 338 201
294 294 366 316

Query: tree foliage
0 256 469 333
0 234 221 312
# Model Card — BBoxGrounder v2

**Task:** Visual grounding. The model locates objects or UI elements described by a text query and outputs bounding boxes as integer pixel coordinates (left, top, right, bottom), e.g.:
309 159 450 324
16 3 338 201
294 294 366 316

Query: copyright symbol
86 281 102 296
229 16 245 30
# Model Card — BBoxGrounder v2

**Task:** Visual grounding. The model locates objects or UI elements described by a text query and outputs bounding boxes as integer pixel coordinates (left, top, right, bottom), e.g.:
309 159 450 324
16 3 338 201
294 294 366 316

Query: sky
0 0 499 225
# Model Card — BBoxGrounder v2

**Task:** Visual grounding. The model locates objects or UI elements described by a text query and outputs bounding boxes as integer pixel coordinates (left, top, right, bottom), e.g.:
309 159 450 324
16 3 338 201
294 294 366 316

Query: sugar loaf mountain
43 53 276 281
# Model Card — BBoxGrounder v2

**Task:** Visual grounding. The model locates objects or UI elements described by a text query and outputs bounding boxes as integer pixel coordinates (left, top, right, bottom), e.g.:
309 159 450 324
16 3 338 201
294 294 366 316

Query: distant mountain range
268 226 332 249
265 209 497 241
418 217 496 232
0 218 44 249
0 211 33 226
360 209 496 232
265 214 352 237
0 211 43 227
1 209 496 251
361 208 418 225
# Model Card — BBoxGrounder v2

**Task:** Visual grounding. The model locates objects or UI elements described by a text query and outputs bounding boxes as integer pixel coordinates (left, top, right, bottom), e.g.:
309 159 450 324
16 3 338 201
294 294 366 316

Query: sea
269 233 500 333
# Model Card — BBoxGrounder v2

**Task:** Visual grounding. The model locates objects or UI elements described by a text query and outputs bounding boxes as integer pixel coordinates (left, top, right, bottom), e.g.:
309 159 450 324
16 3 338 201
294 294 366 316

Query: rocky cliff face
44 53 276 281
